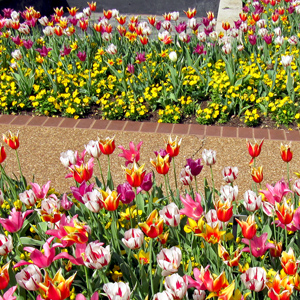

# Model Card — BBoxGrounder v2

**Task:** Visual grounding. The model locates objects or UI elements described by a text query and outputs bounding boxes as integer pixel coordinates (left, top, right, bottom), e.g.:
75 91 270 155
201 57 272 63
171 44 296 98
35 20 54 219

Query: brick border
0 115 299 141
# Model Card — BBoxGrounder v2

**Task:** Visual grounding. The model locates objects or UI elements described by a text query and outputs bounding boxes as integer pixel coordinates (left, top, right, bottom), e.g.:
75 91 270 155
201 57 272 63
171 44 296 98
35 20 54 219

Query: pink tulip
13 237 64 269
185 267 206 290
180 193 203 220
30 181 51 199
0 208 33 233
0 234 13 255
260 179 292 205
19 190 37 206
70 181 95 204
242 233 275 257
60 193 74 211
54 243 86 265
118 141 143 166
0 286 17 300
76 292 99 300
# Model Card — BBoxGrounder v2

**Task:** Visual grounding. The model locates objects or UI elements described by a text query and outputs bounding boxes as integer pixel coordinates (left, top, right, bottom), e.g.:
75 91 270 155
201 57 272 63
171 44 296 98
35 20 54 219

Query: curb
0 115 299 142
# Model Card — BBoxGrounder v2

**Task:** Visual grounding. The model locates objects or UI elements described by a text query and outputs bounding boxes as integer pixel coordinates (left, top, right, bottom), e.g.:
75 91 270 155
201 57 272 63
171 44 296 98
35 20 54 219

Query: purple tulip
23 39 34 49
77 51 86 61
202 17 210 27
2 8 13 18
135 52 146 63
186 158 203 176
140 172 153 192
204 26 213 36
127 64 135 74
234 20 242 29
11 35 22 46
175 22 187 33
248 35 257 46
193 44 206 55
156 21 161 30
70 181 94 204
69 17 78 26
60 45 71 57
36 46 52 57
117 182 135 204
263 34 272 45
288 5 295 13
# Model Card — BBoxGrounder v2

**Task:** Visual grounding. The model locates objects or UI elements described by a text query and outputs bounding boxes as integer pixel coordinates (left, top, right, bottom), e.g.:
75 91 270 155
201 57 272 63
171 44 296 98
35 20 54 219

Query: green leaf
19 237 44 247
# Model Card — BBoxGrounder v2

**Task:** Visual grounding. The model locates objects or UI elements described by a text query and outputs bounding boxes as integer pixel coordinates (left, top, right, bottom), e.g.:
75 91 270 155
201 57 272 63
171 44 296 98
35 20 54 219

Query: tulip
60 194 74 211
153 291 174 300
98 187 120 211
35 46 52 57
266 273 294 300
98 136 116 155
39 196 62 223
3 131 19 149
199 266 228 293
251 166 263 183
192 290 206 300
123 161 146 187
77 51 86 61
127 64 135 74
140 172 153 192
15 265 43 291
243 190 262 212
0 262 10 290
84 242 111 269
150 153 170 175
19 189 37 206
85 140 101 158
118 141 143 166
218 244 242 267
241 233 275 257
222 167 238 183
0 286 17 300
241 267 266 292
164 273 188 300
103 282 131 300
220 185 238 202
180 193 203 221
270 241 282 258
135 52 146 64
82 189 104 213
281 55 293 67
67 158 94 184
215 198 233 222
180 166 193 186
280 248 300 275
38 269 76 300
247 139 264 159
260 179 291 205
60 150 76 167
46 214 90 247
184 8 197 18
0 234 13 255
202 149 216 165
103 9 112 19
0 146 6 164
88 1 96 11
11 49 22 61
106 44 117 55
157 231 169 244
157 246 182 276
117 183 135 204
280 143 293 162
159 203 180 227
275 198 294 225
70 181 94 204
0 208 33 233
122 228 144 249
236 215 257 240
197 223 226 244
139 210 164 238
30 180 51 199
169 51 177 62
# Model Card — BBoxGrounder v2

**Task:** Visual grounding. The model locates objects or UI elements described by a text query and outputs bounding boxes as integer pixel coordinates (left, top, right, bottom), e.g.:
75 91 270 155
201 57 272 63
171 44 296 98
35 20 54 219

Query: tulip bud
11 49 22 60
220 185 238 202
180 166 193 186
193 290 206 300
85 140 101 158
202 149 216 165
280 143 293 162
60 150 76 167
3 130 19 150
60 193 74 211
0 262 10 290
251 166 263 183
243 190 262 212
270 241 282 258
241 267 266 292
15 265 43 291
122 228 144 250
169 51 177 62
0 234 13 255
222 166 238 183
159 203 180 227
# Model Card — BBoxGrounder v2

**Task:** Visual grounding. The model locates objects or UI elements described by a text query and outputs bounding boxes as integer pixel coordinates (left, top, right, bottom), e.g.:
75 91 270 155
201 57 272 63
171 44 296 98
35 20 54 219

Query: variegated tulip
241 267 266 292
275 198 294 225
0 262 10 290
84 242 111 269
3 131 19 150
157 246 182 276
164 273 188 300
150 153 170 175
82 189 104 213
123 161 146 187
85 140 101 158
122 228 144 250
266 273 294 300
153 291 174 300
98 187 120 211
236 215 257 240
19 189 37 207
280 143 293 162
15 265 43 291
280 248 299 275
243 190 262 212
165 136 182 157
0 234 13 256
220 185 238 202
103 282 131 300
139 210 164 238
202 149 216 165
222 167 238 183
98 136 116 155
159 203 180 227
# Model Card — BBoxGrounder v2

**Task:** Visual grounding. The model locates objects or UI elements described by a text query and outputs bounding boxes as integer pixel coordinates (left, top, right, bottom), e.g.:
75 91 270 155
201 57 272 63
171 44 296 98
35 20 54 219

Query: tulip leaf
19 237 44 247
136 193 145 214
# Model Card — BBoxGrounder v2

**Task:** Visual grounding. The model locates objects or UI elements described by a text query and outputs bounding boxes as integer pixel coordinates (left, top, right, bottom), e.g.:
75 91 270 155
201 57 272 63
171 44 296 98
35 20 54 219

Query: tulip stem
15 149 25 189
148 238 155 297
164 175 170 203
273 216 277 243
172 158 178 191
194 176 198 193
285 225 288 250
96 158 106 189
210 165 215 203
84 266 91 296
287 162 291 191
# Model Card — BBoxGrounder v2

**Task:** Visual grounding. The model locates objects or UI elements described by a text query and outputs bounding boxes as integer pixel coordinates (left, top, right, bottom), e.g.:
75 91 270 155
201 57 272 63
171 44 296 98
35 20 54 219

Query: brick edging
0 115 299 141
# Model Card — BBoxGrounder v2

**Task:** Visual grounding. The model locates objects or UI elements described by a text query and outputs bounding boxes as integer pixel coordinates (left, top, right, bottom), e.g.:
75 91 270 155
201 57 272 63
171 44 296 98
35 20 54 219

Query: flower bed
0 130 300 300
1 1 300 127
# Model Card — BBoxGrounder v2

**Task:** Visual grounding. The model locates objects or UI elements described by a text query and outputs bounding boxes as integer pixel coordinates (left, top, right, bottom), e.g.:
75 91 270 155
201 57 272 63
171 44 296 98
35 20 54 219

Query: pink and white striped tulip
241 267 267 292
243 190 262 212
19 190 37 207
103 282 131 300
84 242 111 269
222 167 238 183
159 203 180 227
122 228 144 250
157 246 182 276
164 273 188 300
15 265 43 291
0 234 13 255
153 291 174 300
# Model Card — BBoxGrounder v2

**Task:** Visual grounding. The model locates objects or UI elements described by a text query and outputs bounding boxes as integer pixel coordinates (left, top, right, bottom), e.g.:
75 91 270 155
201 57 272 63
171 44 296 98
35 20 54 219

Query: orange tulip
199 266 228 293
139 210 164 238
38 269 76 300
275 198 294 225
99 188 120 211
123 161 146 187
251 166 263 183
148 16 156 26
150 154 170 175
98 136 116 155
266 273 293 300
116 15 126 25
236 215 257 240
280 143 293 163
215 199 233 222
67 7 79 16
222 21 230 31
217 281 235 300
88 1 97 11
103 9 112 19
218 244 242 267
0 262 10 290
196 223 226 244
165 135 182 157
157 231 169 244
280 248 299 275
3 130 19 150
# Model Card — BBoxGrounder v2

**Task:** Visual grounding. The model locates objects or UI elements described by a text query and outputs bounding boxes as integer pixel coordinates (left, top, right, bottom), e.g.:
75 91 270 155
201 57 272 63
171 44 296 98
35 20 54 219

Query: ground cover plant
0 1 300 127
0 131 300 299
